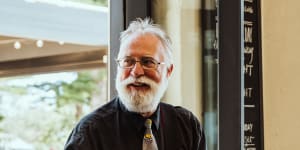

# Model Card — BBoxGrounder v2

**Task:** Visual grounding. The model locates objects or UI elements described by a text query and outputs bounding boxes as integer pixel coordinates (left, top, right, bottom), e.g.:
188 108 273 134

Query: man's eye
142 59 156 67
143 59 155 64
122 59 134 65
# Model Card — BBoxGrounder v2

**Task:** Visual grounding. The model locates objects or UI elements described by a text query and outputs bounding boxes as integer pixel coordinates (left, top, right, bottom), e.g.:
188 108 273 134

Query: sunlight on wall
262 0 300 149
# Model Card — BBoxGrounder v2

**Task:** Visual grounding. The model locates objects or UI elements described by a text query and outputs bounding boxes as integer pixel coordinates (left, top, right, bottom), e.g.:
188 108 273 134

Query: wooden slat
0 50 107 77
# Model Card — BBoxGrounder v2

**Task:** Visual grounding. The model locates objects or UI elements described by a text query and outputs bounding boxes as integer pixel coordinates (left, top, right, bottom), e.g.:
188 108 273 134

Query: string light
102 55 107 63
14 41 21 50
36 40 44 48
58 41 65 45
12 39 66 50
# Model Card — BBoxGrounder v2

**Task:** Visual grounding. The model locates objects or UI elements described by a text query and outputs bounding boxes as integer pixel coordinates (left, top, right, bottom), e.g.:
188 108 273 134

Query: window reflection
202 0 218 150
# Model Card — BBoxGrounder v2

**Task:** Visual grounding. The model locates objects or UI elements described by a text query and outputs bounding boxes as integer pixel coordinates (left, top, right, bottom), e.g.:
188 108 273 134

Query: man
65 18 206 150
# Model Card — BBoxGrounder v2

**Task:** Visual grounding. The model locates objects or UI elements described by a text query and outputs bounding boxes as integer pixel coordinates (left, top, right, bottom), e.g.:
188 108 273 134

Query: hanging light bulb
58 41 65 45
14 41 21 50
36 40 44 48
102 55 107 63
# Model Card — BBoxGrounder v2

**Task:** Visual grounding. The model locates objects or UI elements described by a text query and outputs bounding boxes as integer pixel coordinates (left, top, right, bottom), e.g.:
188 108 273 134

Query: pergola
0 0 108 77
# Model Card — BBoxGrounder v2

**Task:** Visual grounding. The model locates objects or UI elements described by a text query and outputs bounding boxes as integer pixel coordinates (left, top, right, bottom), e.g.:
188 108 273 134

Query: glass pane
0 0 108 149
0 69 107 149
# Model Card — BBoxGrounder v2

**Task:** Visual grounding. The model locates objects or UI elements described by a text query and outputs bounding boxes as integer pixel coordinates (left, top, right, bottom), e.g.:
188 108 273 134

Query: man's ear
166 64 174 78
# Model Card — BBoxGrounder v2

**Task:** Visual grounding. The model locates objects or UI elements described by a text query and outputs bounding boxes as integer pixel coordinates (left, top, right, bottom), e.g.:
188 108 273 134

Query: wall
262 0 300 149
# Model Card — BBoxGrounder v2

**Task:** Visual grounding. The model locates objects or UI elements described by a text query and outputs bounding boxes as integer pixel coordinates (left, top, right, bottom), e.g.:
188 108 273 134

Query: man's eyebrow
141 56 155 59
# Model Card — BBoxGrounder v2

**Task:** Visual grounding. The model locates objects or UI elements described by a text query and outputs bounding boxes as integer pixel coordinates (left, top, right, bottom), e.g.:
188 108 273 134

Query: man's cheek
120 72 130 81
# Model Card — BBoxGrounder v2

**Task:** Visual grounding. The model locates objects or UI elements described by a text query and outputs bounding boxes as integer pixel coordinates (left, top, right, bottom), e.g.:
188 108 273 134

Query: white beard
116 71 168 113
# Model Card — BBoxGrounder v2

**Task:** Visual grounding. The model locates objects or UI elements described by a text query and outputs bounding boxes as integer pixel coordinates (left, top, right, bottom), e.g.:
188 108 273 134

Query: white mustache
120 76 155 87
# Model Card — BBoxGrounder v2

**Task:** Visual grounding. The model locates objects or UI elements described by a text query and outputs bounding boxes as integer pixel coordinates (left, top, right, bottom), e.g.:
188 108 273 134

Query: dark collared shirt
65 97 206 150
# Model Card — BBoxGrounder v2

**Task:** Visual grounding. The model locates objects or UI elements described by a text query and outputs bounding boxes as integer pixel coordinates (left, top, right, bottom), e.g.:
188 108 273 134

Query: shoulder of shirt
75 98 119 131
160 102 199 122
159 102 205 142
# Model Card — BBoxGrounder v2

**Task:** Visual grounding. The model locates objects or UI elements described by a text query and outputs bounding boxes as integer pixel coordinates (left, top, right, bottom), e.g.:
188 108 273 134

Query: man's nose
130 62 145 77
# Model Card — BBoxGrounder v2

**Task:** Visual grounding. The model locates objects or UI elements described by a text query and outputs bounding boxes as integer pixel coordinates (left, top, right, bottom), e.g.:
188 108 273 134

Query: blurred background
1 0 300 150
0 0 108 149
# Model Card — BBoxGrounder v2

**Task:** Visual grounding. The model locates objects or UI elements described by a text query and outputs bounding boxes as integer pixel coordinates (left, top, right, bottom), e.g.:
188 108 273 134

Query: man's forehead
118 34 164 57
125 32 160 44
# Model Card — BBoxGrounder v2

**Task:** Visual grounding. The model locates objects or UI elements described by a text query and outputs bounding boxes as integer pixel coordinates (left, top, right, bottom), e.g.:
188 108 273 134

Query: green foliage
57 72 98 107
0 69 107 149
0 114 4 129
31 71 104 108
0 115 3 122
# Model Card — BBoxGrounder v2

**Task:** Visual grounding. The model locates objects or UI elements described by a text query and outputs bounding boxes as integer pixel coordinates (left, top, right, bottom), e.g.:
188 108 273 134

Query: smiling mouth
127 82 150 90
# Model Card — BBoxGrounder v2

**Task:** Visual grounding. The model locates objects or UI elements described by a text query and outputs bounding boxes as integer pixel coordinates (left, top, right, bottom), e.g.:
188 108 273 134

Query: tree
0 69 107 149
31 70 105 119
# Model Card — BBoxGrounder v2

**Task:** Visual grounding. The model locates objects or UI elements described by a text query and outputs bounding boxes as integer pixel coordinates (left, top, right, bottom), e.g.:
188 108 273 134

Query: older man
65 18 206 150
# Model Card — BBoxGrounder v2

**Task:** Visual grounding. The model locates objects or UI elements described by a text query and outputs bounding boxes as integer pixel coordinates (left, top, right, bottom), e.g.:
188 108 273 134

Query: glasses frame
116 56 166 70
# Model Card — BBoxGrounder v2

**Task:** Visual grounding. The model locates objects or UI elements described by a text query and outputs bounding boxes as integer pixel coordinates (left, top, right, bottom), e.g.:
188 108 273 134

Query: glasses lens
117 57 160 69
119 57 135 68
140 57 157 69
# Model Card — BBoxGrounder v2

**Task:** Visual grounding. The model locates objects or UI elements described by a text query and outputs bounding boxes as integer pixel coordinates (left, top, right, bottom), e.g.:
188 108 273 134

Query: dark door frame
218 0 244 149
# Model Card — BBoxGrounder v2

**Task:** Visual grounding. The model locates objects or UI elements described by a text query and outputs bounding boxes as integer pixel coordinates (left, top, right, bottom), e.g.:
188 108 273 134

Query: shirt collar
117 97 160 131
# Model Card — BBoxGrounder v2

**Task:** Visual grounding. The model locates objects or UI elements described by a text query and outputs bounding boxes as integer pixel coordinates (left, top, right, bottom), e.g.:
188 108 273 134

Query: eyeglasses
116 56 165 69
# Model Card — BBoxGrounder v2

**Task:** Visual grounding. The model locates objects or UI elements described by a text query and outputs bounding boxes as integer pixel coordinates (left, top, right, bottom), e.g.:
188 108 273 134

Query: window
0 69 107 149
0 0 108 149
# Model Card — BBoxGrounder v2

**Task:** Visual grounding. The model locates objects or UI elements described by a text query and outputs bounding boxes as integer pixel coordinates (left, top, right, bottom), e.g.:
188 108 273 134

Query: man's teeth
132 82 145 86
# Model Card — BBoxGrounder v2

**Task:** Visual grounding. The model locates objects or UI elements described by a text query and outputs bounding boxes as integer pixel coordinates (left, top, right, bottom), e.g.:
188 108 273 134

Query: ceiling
0 0 108 77
0 35 106 62
0 0 108 60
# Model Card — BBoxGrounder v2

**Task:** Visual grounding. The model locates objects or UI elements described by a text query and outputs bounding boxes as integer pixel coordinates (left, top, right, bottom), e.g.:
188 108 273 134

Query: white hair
118 18 174 65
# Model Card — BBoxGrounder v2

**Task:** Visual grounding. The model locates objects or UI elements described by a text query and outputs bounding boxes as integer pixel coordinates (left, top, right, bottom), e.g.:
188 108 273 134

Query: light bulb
36 40 44 48
102 55 107 63
14 41 21 49
58 41 65 45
